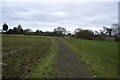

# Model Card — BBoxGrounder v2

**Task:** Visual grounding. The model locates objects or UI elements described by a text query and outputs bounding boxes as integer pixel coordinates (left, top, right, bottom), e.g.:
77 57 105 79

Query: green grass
24 39 57 78
2 34 50 53
3 34 118 78
62 38 118 78
2 34 56 78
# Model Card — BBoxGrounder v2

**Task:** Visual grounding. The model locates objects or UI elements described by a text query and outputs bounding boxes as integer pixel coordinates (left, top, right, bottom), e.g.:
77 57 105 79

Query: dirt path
56 39 93 78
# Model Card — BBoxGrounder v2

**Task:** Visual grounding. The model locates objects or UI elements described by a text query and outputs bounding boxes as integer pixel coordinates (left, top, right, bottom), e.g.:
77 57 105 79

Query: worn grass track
55 38 93 78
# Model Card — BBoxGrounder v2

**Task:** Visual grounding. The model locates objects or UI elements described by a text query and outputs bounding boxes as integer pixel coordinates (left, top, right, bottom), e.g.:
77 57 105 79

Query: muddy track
56 39 93 78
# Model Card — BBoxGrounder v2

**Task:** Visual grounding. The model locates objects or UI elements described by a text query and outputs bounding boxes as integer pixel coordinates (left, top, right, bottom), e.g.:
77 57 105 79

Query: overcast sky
0 1 118 32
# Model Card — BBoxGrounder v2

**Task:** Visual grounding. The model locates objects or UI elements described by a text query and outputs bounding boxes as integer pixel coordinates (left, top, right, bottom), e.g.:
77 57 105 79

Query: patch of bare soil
56 39 93 78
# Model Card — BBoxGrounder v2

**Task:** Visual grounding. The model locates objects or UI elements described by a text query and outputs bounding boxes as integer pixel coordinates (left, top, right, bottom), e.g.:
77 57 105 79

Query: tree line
2 23 66 36
2 23 119 40
74 24 119 40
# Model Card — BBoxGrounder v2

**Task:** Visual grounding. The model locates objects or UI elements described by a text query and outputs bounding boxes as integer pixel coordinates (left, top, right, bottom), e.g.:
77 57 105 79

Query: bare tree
17 24 23 34
103 27 112 36
54 27 66 36
74 28 82 33
111 24 119 36
94 30 99 35
24 28 32 32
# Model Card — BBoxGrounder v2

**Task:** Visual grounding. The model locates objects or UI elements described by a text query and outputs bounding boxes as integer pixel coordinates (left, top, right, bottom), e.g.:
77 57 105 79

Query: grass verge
62 38 118 78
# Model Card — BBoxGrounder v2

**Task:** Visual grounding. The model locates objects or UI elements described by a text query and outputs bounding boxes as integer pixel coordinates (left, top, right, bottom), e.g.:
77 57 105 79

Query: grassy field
2 34 57 78
2 35 51 54
62 38 118 78
24 39 57 78
2 34 119 78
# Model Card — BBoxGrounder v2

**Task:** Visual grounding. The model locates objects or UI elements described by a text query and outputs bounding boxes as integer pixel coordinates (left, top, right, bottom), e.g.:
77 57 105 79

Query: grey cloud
1 2 118 31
